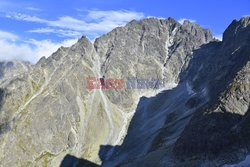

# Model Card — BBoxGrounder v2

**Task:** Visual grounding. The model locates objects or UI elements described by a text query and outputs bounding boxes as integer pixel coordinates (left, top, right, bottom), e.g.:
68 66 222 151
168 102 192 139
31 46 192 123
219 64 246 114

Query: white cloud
0 30 77 63
214 34 222 41
28 28 55 33
0 39 34 62
26 39 77 62
86 10 144 23
28 28 82 37
5 10 145 39
178 18 196 24
6 12 46 23
0 30 19 41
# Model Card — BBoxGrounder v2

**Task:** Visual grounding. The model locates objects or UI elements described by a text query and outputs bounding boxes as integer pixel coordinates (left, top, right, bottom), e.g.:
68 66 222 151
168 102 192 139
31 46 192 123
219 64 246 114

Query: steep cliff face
0 17 249 167
173 17 250 166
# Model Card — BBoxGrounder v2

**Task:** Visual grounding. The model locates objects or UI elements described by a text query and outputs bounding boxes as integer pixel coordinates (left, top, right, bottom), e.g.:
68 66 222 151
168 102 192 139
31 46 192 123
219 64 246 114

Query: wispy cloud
0 1 38 12
75 8 85 12
28 28 82 37
6 12 46 23
214 34 222 41
4 10 145 39
0 30 19 41
4 10 144 39
0 30 77 63
178 18 196 24
0 39 34 62
25 7 42 12
86 10 144 24
25 38 77 62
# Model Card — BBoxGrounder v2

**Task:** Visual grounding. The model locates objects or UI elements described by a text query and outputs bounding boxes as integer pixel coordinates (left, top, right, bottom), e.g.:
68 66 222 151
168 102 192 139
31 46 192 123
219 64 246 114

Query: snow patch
186 82 194 95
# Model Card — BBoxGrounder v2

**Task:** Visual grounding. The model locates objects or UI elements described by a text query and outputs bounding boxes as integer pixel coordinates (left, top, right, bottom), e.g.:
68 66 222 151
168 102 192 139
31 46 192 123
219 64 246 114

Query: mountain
0 17 249 167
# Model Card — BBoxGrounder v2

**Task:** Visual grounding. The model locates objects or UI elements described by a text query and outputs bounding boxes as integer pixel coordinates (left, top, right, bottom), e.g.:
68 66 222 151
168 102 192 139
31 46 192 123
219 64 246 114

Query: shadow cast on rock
60 154 100 167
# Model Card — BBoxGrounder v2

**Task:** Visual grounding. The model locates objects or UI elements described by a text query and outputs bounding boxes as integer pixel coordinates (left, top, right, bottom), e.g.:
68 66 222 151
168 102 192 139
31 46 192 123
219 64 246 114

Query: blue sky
0 0 249 63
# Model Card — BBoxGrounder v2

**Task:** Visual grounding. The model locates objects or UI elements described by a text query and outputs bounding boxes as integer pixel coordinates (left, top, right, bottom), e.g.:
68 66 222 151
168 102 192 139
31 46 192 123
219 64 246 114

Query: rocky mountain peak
223 16 250 43
0 17 249 167
239 16 250 27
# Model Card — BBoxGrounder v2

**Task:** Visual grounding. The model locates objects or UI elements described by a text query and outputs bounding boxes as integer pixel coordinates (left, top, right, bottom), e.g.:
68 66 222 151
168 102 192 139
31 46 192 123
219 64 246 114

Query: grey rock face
173 17 250 166
0 16 249 167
